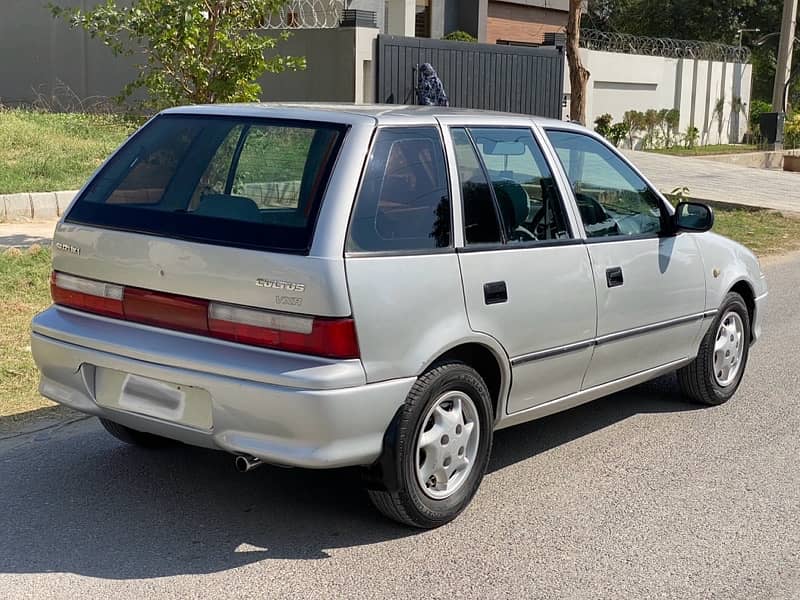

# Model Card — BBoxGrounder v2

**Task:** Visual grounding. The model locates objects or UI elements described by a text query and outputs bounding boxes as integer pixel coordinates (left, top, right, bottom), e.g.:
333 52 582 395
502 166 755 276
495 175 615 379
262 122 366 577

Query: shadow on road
0 374 700 579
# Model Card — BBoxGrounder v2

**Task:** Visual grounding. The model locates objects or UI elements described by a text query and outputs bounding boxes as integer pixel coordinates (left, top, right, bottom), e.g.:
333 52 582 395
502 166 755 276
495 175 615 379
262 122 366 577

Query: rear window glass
67 115 346 253
347 127 451 253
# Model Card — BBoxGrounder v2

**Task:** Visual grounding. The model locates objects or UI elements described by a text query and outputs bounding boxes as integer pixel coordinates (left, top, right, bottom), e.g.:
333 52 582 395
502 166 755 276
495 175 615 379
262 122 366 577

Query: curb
0 190 77 222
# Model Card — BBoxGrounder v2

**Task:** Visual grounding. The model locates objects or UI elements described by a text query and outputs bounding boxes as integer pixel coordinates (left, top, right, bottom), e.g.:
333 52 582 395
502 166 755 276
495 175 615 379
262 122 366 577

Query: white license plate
94 367 213 430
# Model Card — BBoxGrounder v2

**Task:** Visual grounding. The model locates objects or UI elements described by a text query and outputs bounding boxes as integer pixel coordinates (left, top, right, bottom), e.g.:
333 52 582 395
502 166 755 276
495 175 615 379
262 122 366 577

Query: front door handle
606 267 624 288
483 281 508 305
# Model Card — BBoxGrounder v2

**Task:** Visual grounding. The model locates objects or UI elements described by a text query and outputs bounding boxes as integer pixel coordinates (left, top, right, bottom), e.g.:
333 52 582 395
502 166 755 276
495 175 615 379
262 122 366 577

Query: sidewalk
623 150 800 214
0 220 57 248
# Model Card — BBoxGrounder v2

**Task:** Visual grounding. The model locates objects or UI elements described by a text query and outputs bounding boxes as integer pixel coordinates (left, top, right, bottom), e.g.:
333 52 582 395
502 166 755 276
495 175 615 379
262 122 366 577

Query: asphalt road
1 253 798 600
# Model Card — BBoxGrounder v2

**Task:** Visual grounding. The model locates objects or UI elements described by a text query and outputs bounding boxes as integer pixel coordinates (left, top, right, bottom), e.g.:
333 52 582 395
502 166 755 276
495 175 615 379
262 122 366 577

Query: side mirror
673 201 714 233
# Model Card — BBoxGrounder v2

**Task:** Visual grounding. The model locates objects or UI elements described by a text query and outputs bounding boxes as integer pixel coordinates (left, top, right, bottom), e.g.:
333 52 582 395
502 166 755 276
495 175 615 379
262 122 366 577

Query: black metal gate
376 36 565 118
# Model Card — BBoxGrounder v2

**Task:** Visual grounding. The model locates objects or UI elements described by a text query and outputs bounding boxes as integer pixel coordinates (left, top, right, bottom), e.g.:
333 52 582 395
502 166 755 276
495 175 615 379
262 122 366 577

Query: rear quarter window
347 127 451 253
67 115 346 253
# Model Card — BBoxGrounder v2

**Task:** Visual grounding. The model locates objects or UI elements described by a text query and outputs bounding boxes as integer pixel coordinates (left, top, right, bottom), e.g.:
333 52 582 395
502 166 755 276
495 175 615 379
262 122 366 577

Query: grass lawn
0 108 138 195
650 144 759 157
0 245 61 428
2 207 799 425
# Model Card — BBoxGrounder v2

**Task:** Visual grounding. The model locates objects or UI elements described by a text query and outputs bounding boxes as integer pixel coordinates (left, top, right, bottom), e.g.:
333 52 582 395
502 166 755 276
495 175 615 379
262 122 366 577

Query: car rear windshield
66 114 347 253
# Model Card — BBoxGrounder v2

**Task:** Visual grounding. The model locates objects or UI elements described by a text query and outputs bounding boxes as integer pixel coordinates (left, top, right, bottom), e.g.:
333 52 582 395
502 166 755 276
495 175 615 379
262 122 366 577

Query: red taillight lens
50 272 360 359
208 302 359 360
50 272 124 318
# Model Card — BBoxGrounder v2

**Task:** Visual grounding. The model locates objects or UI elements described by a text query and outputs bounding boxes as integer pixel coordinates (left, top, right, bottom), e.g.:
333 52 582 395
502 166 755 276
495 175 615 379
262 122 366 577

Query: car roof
161 102 578 130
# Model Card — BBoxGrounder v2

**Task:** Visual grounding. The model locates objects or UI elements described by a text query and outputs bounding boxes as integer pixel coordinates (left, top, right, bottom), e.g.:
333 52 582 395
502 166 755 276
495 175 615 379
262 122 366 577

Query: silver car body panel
31 104 767 468
456 245 597 413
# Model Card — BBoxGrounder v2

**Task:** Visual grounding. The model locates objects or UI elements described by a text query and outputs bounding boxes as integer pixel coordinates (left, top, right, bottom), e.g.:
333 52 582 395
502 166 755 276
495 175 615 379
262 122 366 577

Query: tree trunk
566 0 590 125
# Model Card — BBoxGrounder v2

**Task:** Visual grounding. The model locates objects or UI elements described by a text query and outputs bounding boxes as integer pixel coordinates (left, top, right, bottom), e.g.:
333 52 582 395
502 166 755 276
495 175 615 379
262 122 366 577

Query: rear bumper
31 307 413 468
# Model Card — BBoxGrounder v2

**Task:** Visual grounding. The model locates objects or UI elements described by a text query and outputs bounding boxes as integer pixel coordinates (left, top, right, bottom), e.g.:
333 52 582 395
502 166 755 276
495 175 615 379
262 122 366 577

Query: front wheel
367 361 493 528
678 292 751 406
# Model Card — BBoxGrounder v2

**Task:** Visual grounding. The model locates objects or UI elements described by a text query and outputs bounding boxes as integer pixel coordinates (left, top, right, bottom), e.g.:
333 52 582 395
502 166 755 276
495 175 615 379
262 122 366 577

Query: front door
444 124 597 414
545 129 707 389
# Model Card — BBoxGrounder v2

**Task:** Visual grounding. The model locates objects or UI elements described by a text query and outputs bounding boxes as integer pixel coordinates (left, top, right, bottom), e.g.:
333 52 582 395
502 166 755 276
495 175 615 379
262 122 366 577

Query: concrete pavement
624 150 800 214
0 221 57 248
0 253 798 599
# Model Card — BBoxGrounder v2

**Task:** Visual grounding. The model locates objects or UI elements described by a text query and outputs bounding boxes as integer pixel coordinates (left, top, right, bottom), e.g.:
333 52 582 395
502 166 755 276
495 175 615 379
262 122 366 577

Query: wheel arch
728 279 756 340
421 339 511 422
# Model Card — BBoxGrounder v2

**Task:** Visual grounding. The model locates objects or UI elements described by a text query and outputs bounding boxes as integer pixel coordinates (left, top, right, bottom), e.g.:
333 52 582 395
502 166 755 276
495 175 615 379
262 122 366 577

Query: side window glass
347 127 451 252
547 131 665 238
451 128 502 245
470 128 571 243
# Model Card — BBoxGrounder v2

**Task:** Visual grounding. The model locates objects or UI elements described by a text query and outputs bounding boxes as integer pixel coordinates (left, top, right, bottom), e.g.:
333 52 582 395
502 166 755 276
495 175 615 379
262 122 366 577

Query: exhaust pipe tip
235 455 262 473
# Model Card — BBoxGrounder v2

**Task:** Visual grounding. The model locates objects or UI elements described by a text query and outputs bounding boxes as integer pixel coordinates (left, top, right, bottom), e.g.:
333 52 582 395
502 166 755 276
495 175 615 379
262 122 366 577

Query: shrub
442 30 477 42
785 114 800 149
684 126 700 149
749 99 772 135
608 122 630 148
594 113 613 138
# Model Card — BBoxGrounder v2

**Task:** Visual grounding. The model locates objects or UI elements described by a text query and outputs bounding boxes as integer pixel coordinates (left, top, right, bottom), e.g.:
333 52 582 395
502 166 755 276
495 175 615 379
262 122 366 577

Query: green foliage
442 30 477 42
50 0 306 109
748 99 772 135
623 110 644 148
684 126 700 149
608 122 630 147
657 108 680 148
594 113 613 138
785 114 800 149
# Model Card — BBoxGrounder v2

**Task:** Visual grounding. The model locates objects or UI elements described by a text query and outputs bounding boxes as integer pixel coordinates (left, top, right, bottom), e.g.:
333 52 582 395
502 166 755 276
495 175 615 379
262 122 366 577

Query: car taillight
49 271 360 359
51 272 124 318
208 303 359 359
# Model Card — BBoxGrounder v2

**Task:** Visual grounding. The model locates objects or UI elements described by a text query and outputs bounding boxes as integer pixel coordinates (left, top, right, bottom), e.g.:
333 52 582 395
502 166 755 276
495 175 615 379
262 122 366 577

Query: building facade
348 0 568 43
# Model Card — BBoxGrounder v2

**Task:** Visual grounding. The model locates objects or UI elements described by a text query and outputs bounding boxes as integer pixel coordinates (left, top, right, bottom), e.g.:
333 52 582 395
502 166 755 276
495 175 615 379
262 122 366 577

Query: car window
451 128 503 245
68 115 345 253
452 127 571 245
546 130 665 238
347 127 451 253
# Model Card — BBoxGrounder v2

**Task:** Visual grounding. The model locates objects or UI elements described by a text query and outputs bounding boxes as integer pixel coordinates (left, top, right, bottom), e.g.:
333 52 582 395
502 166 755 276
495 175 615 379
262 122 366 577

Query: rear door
544 129 706 388
54 111 372 318
441 120 597 414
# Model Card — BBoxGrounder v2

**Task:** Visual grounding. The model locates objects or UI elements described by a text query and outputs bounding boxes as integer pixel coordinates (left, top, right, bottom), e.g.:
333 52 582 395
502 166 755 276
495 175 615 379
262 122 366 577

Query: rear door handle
606 267 624 288
483 281 508 305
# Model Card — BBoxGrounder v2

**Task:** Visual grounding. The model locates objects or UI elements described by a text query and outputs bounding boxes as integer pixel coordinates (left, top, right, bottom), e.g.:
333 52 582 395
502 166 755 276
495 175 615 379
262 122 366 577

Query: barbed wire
580 29 752 63
261 0 344 29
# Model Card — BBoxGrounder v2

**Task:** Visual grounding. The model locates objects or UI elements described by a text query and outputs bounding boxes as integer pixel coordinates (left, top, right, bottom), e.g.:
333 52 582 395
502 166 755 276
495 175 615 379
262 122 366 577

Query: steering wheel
510 225 538 242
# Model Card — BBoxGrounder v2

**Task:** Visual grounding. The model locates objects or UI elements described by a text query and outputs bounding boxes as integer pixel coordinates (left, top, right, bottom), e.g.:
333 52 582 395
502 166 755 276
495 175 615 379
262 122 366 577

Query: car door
544 129 707 389
441 120 597 414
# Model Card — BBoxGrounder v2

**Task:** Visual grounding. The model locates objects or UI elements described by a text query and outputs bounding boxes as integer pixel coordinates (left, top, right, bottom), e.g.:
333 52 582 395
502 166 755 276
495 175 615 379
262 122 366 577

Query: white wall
564 49 753 146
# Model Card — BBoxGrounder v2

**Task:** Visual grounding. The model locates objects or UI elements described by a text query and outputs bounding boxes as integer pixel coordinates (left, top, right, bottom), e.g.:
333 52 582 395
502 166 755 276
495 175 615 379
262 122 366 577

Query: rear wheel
367 361 493 528
99 418 173 448
678 292 751 406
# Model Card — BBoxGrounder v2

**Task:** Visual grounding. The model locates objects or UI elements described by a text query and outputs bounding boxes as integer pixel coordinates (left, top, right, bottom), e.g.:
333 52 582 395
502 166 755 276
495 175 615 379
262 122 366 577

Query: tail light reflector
50 272 360 359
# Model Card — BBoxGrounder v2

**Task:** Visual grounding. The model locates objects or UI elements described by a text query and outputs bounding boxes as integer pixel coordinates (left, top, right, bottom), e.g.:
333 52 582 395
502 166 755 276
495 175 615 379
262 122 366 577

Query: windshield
66 114 346 253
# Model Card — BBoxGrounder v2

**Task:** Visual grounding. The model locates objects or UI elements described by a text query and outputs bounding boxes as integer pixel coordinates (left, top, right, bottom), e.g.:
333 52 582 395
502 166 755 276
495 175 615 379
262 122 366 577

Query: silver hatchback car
32 104 767 528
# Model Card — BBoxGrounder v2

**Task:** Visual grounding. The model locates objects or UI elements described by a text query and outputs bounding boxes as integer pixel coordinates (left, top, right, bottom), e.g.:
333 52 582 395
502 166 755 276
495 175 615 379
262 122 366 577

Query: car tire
99 418 173 448
366 361 493 529
677 292 751 406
